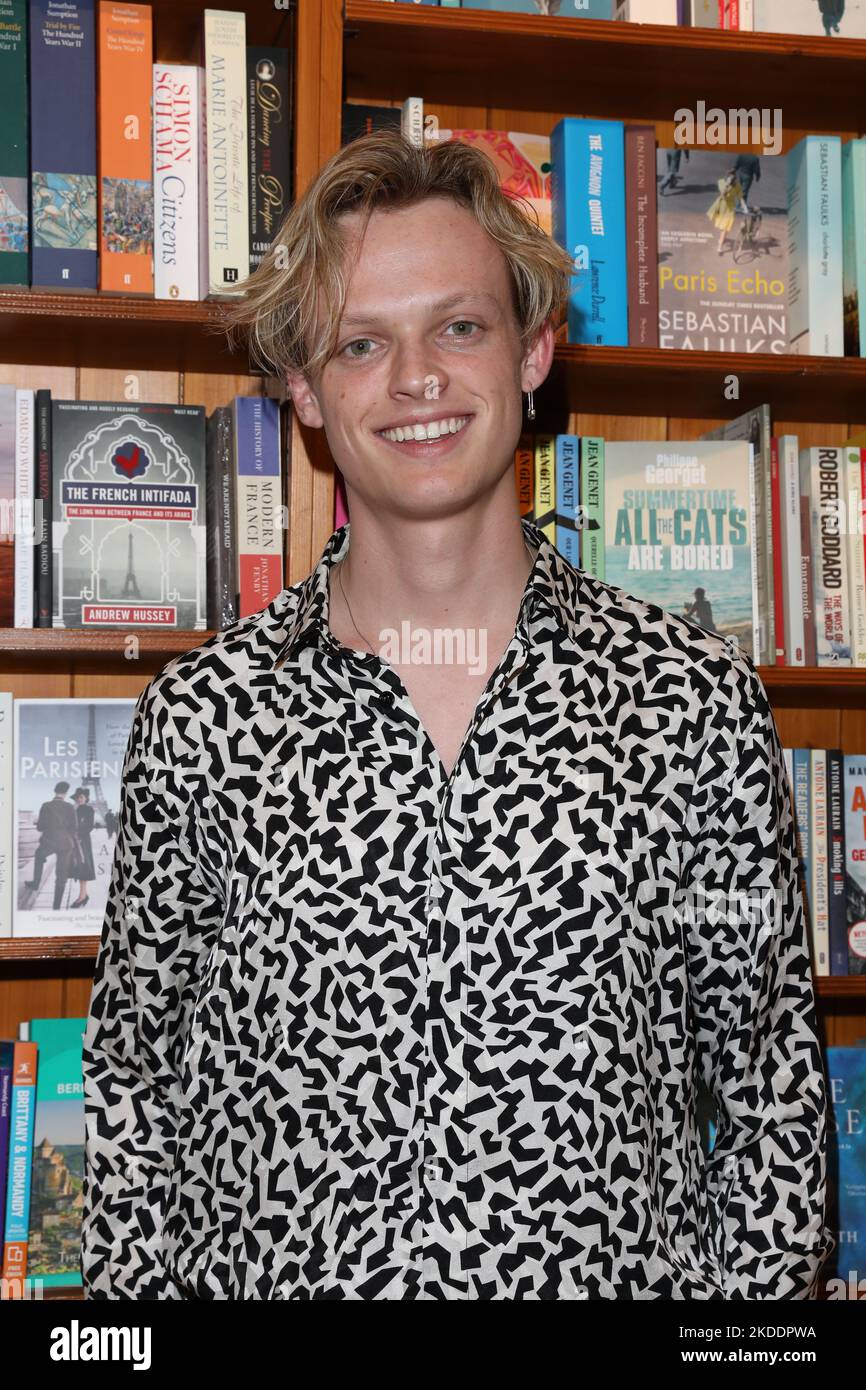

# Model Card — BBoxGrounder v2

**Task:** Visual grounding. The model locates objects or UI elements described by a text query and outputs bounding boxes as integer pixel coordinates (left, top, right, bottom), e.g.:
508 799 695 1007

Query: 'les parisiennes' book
604 440 755 658
656 147 788 353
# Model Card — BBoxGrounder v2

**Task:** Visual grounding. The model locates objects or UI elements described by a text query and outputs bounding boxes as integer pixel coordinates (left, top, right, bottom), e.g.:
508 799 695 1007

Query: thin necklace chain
334 539 537 658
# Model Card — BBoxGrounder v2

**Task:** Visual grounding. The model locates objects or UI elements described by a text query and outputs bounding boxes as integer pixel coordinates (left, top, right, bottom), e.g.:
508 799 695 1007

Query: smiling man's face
288 194 551 522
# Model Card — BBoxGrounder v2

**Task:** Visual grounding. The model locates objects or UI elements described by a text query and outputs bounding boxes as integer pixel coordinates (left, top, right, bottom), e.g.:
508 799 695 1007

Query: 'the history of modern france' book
51 400 207 630
13 698 136 937
656 147 788 352
604 439 755 658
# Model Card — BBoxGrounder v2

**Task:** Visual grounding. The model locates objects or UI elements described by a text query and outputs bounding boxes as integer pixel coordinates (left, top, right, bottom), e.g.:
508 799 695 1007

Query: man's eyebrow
339 291 501 329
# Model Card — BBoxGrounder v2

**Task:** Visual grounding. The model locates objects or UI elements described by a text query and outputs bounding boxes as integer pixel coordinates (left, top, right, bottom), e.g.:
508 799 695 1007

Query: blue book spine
551 117 628 346
793 746 812 930
0 1041 13 1252
28 0 97 292
0 0 28 288
555 434 580 567
787 135 843 357
842 138 866 358
825 1046 866 1289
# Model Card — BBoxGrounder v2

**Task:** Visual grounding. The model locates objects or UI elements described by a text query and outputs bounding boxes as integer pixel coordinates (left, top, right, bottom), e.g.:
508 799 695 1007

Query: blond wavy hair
221 128 575 384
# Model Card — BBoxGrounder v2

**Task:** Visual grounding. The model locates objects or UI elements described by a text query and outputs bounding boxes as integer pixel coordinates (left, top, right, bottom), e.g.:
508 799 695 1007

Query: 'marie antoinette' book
656 146 788 352
51 401 207 629
604 439 755 659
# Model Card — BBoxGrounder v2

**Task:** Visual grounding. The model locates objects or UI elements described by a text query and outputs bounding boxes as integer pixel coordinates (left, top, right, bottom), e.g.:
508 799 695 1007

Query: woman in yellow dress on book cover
706 169 743 255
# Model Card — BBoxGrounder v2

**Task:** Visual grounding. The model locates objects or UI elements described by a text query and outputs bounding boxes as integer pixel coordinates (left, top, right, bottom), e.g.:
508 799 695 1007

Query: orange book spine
515 432 534 519
97 2 153 294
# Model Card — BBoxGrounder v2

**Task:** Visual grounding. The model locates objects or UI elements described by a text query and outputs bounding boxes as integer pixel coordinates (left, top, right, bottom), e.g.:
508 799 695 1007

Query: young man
81 131 833 1300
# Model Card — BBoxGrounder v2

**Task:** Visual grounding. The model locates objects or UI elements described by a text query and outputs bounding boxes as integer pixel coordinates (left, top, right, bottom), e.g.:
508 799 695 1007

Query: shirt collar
271 515 578 671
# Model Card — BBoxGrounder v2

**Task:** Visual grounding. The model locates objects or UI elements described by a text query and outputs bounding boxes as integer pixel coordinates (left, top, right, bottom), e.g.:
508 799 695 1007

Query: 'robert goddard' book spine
28 0 97 292
247 46 292 275
97 1 153 295
0 0 29 289
550 117 628 346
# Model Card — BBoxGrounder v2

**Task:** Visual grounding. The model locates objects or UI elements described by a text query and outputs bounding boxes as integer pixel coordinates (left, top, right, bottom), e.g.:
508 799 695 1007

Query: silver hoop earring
525 388 535 421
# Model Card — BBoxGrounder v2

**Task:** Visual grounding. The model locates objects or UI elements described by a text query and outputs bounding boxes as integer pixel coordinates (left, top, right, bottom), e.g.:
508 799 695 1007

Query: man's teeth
379 415 470 443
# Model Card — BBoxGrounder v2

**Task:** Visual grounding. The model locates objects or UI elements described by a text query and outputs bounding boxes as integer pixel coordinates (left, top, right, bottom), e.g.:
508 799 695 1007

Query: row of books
349 95 866 358
783 748 866 977
0 3 293 300
410 0 866 41
498 411 866 668
1 1018 85 1298
0 390 285 632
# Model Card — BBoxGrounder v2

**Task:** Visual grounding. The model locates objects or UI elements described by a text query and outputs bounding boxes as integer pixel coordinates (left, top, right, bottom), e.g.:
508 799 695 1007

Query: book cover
247 46 293 274
13 697 136 937
802 446 852 665
657 147 788 352
552 118 628 345
430 129 551 237
0 1041 12 1247
604 439 755 656
580 436 604 578
555 433 580 567
514 432 534 520
825 1047 866 1293
34 388 52 627
615 0 678 17
755 0 866 36
828 748 850 974
97 1 153 295
842 138 866 357
533 433 555 543
202 8 249 297
233 395 282 618
777 434 805 665
811 746 830 975
701 405 773 664
23 1017 86 1292
153 64 203 301
50 400 207 630
843 754 866 974
1 1040 37 1297
13 388 34 627
787 136 844 357
205 404 238 629
0 691 11 938
793 746 812 934
624 124 659 347
845 446 866 666
0 0 29 289
800 473 817 666
770 438 785 663
28 0 97 292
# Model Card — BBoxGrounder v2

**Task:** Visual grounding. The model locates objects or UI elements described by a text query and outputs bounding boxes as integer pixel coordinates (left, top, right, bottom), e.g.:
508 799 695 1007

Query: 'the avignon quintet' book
51 400 207 630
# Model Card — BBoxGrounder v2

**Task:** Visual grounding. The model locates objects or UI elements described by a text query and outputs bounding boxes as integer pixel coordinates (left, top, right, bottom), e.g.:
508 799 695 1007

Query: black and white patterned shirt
81 516 833 1300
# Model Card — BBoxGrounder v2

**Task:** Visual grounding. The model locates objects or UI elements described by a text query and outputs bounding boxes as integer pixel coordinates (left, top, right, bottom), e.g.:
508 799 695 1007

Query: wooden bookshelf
2 0 865 1303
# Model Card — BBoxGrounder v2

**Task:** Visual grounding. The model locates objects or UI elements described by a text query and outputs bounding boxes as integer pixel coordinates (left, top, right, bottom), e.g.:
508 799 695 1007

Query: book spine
770 437 785 664
13 388 33 627
153 64 202 300
844 754 866 973
247 47 292 275
827 748 849 975
0 1043 13 1245
401 96 424 147
792 747 812 940
0 697 11 939
0 0 29 288
779 435 805 665
97 1 153 295
1 1040 37 1297
810 747 829 976
205 406 237 629
514 433 534 519
799 477 816 666
807 446 852 665
533 434 556 544
33 388 52 627
788 137 843 357
28 0 97 292
203 8 249 297
234 396 282 618
747 442 761 664
551 117 628 346
555 434 580 568
840 138 866 357
580 436 605 579
845 447 866 666
624 124 658 347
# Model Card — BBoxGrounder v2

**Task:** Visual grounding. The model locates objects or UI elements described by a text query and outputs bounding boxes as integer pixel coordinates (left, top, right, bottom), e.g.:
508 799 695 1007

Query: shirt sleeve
678 649 835 1299
80 673 222 1299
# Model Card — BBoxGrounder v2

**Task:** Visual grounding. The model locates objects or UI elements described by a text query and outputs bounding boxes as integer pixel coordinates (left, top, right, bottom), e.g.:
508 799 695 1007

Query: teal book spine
24 1017 86 1291
842 138 866 357
555 434 580 567
0 0 29 288
787 135 843 357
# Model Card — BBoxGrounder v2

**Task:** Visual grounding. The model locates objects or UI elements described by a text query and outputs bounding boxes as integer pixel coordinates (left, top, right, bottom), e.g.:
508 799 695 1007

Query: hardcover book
13 697 136 937
656 147 788 352
247 46 293 274
28 0 97 292
201 8 249 297
0 0 29 289
50 400 207 630
232 395 283 618
604 439 755 657
153 64 204 301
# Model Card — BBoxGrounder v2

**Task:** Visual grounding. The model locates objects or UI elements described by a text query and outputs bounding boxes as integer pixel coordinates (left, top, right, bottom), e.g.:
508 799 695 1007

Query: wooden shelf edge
0 936 100 961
